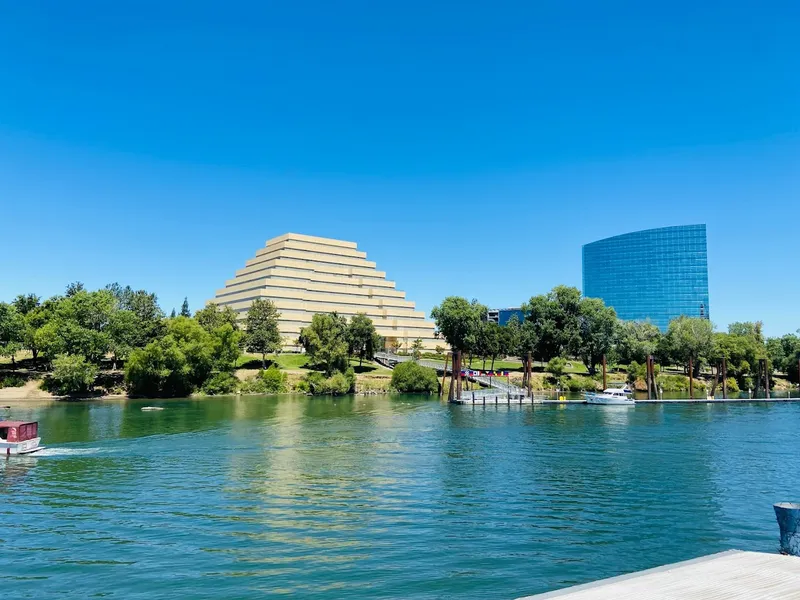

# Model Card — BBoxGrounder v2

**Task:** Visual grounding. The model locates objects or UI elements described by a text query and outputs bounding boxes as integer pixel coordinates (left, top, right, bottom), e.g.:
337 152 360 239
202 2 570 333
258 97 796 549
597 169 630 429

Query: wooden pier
517 550 800 599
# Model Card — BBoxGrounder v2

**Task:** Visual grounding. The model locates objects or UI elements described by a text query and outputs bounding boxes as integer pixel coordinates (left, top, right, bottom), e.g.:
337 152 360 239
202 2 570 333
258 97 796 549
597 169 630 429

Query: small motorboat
0 420 44 455
585 386 635 406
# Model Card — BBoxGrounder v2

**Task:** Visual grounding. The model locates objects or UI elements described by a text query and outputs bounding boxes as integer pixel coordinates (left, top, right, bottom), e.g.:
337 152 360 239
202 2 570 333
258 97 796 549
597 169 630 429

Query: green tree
479 321 502 369
664 316 714 377
12 294 40 316
107 309 140 369
48 354 98 396
547 356 567 378
347 313 379 366
410 338 424 361
615 321 662 365
65 281 85 297
713 323 767 388
430 296 483 353
35 290 115 364
180 297 191 317
195 302 239 333
299 313 349 375
767 333 800 383
0 303 25 367
244 299 282 369
522 286 583 361
125 317 214 397
211 323 242 372
577 297 618 375
502 314 522 359
106 284 165 343
170 308 177 319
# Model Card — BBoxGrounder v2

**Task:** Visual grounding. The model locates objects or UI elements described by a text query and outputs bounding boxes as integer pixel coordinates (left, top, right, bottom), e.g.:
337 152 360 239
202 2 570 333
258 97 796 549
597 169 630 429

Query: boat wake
34 447 107 457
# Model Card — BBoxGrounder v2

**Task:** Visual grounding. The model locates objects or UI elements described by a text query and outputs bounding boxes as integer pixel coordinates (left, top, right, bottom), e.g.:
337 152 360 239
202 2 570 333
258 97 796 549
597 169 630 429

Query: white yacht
584 386 635 406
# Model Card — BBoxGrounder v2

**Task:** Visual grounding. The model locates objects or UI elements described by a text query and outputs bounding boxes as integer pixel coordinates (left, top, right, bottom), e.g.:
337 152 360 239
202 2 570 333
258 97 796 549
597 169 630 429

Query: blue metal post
774 502 800 556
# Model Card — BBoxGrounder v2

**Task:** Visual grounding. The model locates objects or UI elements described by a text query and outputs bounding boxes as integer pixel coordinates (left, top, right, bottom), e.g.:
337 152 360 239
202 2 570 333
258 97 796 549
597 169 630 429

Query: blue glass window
582 225 710 330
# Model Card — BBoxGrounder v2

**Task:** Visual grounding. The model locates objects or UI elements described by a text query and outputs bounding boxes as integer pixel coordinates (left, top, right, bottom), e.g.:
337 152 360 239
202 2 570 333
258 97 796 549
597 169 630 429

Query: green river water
2 395 798 598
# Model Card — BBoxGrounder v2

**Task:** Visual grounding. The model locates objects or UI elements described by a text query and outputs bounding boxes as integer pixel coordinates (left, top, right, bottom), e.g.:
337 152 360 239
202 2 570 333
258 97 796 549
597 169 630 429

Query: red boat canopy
0 421 39 442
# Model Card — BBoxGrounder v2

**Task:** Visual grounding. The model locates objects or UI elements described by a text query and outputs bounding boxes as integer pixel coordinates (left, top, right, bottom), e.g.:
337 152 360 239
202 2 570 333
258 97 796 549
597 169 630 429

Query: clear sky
1 1 798 336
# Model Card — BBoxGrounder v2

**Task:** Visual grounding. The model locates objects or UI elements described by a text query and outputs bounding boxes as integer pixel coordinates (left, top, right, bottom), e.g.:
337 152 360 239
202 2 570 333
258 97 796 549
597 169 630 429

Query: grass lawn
235 352 391 374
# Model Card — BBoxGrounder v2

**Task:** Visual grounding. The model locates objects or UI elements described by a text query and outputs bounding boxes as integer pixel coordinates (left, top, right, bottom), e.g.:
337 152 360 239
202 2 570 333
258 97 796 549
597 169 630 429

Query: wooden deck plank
517 551 800 600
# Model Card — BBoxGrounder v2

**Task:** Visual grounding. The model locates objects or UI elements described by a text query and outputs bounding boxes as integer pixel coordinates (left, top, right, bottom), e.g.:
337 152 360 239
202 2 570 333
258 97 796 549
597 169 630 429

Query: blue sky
1 1 798 335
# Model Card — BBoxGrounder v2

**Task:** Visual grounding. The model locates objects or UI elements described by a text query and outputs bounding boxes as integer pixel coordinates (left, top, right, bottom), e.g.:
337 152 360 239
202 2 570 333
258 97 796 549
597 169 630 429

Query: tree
211 323 242 372
502 314 522 359
615 321 662 365
106 284 165 343
48 354 98 396
299 312 349 376
479 321 502 369
244 299 282 369
107 309 140 369
576 297 618 375
547 356 567 378
410 338 424 361
125 317 214 397
522 286 583 362
35 290 115 364
12 294 40 315
195 302 239 333
347 313 379 367
767 333 800 383
65 281 85 297
170 308 177 319
430 296 482 353
0 303 25 367
17 297 55 366
664 316 714 377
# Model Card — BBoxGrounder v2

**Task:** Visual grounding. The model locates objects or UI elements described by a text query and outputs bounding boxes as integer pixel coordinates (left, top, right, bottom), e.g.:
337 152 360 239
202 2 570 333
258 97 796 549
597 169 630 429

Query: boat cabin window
0 427 7 441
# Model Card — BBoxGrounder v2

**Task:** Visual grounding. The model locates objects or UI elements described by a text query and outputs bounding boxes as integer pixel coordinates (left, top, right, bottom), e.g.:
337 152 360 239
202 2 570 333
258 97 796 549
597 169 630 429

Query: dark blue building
487 308 525 326
582 224 710 331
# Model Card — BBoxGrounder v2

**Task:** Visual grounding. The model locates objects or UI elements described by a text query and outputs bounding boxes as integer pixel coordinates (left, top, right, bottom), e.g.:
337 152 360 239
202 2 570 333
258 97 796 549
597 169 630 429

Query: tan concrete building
211 233 439 351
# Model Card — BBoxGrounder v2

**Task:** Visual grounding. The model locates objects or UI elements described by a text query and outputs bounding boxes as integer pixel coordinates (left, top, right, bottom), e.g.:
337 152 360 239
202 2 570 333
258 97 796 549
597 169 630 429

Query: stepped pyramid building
212 233 439 351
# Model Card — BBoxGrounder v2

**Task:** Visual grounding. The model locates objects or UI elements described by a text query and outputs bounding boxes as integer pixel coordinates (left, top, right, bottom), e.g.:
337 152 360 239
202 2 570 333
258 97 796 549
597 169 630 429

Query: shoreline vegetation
2 283 799 402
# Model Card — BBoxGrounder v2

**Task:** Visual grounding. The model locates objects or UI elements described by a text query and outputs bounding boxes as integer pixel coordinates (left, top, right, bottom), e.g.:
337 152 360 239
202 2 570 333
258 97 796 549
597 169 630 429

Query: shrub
48 354 98 396
627 361 660 384
0 375 25 388
656 374 707 395
241 365 288 394
326 372 351 395
202 372 239 395
391 361 439 393
559 375 598 392
725 377 740 394
547 357 567 378
298 369 355 395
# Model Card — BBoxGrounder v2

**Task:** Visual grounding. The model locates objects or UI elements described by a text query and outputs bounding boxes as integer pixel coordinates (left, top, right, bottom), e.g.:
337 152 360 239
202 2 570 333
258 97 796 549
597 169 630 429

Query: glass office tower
582 224 709 331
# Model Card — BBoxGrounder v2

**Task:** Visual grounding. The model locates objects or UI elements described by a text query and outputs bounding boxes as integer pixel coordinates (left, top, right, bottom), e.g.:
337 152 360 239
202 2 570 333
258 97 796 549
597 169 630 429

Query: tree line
431 285 800 391
0 282 392 397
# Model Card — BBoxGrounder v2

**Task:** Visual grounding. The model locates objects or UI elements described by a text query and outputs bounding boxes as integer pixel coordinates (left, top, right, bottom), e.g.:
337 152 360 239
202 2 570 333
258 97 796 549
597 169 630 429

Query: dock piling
774 502 800 556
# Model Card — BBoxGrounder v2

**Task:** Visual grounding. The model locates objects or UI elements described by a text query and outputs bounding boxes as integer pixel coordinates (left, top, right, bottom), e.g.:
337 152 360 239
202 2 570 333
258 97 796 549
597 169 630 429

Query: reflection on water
1 396 798 599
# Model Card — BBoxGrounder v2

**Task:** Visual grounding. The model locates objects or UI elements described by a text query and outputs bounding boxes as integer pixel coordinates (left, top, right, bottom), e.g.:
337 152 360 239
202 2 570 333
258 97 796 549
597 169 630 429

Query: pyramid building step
211 233 440 351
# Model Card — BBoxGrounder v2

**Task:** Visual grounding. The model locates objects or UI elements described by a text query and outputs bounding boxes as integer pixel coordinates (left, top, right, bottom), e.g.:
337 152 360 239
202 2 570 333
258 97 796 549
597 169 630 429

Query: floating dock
517 550 800 599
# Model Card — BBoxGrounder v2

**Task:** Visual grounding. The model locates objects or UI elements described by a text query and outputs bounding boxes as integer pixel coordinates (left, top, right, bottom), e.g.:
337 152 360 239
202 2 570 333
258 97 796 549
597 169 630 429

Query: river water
2 396 798 599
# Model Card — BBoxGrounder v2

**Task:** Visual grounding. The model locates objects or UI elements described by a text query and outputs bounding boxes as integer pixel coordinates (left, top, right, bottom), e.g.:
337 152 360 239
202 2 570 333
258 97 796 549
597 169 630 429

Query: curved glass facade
582 225 709 331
